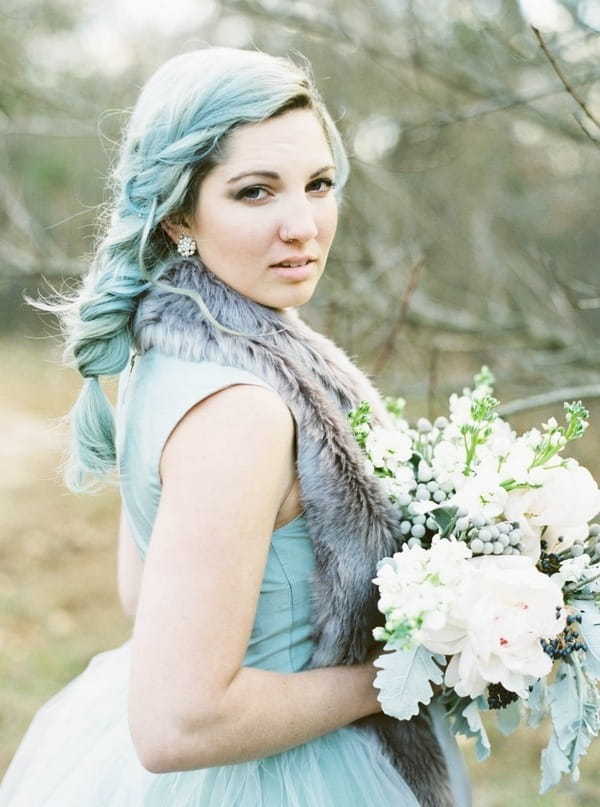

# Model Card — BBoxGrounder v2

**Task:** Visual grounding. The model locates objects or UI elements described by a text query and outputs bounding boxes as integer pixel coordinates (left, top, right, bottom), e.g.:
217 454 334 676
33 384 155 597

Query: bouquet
349 368 600 792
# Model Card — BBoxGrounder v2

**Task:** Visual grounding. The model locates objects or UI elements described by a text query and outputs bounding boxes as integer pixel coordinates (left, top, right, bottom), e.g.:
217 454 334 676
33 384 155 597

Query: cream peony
437 556 565 699
504 464 600 558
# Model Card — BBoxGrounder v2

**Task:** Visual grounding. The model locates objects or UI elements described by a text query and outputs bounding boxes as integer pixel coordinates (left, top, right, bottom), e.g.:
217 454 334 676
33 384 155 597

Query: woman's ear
161 216 181 245
162 211 194 244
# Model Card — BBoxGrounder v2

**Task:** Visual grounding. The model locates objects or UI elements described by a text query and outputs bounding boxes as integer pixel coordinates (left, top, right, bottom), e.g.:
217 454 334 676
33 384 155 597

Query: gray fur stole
133 259 455 807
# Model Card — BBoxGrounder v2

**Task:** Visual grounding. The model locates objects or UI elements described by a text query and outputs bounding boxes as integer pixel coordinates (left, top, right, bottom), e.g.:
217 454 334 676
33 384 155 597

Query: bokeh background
1 0 599 803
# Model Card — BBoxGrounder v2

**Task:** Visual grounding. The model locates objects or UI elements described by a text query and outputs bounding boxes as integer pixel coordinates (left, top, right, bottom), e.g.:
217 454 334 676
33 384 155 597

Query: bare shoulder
196 383 293 428
161 383 295 478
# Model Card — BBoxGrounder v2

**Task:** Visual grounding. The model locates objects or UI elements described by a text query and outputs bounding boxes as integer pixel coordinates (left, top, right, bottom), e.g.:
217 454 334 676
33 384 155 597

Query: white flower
497 440 537 486
439 556 565 699
522 427 542 449
448 393 473 427
551 554 592 586
365 427 412 472
449 468 508 519
486 418 516 455
432 440 465 481
504 464 600 558
377 462 417 502
373 540 472 648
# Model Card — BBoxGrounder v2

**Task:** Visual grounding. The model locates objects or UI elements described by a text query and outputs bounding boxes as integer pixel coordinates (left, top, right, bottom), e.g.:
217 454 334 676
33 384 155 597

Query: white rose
437 556 565 699
505 464 600 557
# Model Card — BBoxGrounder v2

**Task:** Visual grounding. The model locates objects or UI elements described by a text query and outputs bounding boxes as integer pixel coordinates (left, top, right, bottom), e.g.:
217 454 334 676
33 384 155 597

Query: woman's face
182 108 339 310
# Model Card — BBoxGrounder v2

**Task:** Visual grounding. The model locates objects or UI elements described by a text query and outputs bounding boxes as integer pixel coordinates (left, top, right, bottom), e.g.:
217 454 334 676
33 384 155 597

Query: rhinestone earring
177 234 197 257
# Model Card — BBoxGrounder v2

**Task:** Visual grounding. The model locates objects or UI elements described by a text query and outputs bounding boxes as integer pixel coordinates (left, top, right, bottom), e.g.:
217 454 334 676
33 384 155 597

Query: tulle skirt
1 642 464 807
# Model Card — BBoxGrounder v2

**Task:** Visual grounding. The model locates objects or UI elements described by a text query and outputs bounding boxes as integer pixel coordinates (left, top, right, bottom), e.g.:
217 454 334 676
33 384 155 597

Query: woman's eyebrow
227 164 336 184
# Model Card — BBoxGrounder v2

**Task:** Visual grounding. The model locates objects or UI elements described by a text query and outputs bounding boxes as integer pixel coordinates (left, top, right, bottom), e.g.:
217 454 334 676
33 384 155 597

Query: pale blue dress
0 350 470 806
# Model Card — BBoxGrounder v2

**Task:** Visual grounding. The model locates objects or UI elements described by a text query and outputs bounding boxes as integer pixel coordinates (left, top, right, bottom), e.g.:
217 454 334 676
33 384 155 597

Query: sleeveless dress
1 350 471 807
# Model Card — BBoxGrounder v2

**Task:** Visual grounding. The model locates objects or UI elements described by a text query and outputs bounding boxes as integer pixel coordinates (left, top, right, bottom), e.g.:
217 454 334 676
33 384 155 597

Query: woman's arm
128 383 381 774
117 509 144 618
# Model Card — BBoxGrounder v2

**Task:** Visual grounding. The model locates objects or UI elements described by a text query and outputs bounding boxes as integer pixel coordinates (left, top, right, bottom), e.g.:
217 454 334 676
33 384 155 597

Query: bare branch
532 26 600 139
223 0 600 144
498 386 600 416
399 73 600 142
0 117 96 137
576 298 600 310
373 257 425 376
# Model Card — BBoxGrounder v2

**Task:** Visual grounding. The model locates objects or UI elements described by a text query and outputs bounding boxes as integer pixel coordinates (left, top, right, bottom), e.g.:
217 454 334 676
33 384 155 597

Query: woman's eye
307 177 336 194
236 186 269 202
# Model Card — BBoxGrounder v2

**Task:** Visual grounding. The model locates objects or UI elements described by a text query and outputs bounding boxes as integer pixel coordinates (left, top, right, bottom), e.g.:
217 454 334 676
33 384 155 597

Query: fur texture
134 259 456 807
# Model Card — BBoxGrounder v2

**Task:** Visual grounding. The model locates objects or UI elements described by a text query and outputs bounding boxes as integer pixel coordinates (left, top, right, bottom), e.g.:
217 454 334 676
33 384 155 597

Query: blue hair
61 47 349 490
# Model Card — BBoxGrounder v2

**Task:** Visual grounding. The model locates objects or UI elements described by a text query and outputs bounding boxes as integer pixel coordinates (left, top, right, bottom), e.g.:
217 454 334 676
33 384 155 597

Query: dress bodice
245 516 314 672
116 349 316 673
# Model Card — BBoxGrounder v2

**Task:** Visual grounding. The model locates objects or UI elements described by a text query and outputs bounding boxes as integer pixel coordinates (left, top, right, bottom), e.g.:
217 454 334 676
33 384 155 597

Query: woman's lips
269 258 316 280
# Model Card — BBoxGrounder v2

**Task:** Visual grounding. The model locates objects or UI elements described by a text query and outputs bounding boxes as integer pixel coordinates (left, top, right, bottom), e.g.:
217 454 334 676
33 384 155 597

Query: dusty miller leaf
540 656 599 793
443 694 491 760
495 698 522 736
527 678 548 728
373 646 444 720
573 599 600 681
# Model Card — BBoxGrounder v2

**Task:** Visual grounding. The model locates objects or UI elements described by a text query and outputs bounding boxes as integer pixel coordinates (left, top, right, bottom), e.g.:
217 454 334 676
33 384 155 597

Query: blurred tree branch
223 0 600 145
373 256 425 375
499 386 600 416
532 26 600 143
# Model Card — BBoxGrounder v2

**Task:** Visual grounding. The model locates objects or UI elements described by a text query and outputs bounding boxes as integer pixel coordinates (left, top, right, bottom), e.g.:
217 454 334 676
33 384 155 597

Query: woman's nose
279 197 319 243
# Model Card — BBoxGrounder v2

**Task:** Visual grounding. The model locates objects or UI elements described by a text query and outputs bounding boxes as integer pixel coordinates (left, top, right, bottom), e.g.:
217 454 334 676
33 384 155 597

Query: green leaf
431 505 459 538
540 731 572 793
539 655 600 793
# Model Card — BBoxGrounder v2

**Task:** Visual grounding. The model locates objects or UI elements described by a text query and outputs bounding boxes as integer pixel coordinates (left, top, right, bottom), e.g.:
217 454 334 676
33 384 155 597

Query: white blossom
439 556 565 699
448 393 474 427
365 427 412 473
449 468 508 519
552 554 592 586
504 464 600 557
431 440 465 481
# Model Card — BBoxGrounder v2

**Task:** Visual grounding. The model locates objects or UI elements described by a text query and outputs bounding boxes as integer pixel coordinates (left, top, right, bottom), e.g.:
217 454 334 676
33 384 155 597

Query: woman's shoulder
116 349 279 551
118 347 275 451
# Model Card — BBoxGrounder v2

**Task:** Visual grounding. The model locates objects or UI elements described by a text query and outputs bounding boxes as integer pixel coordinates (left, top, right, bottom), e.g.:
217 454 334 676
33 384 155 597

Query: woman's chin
259 280 320 310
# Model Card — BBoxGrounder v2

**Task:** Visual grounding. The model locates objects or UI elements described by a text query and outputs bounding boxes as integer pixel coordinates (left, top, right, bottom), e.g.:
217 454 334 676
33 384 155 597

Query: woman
1 48 470 806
